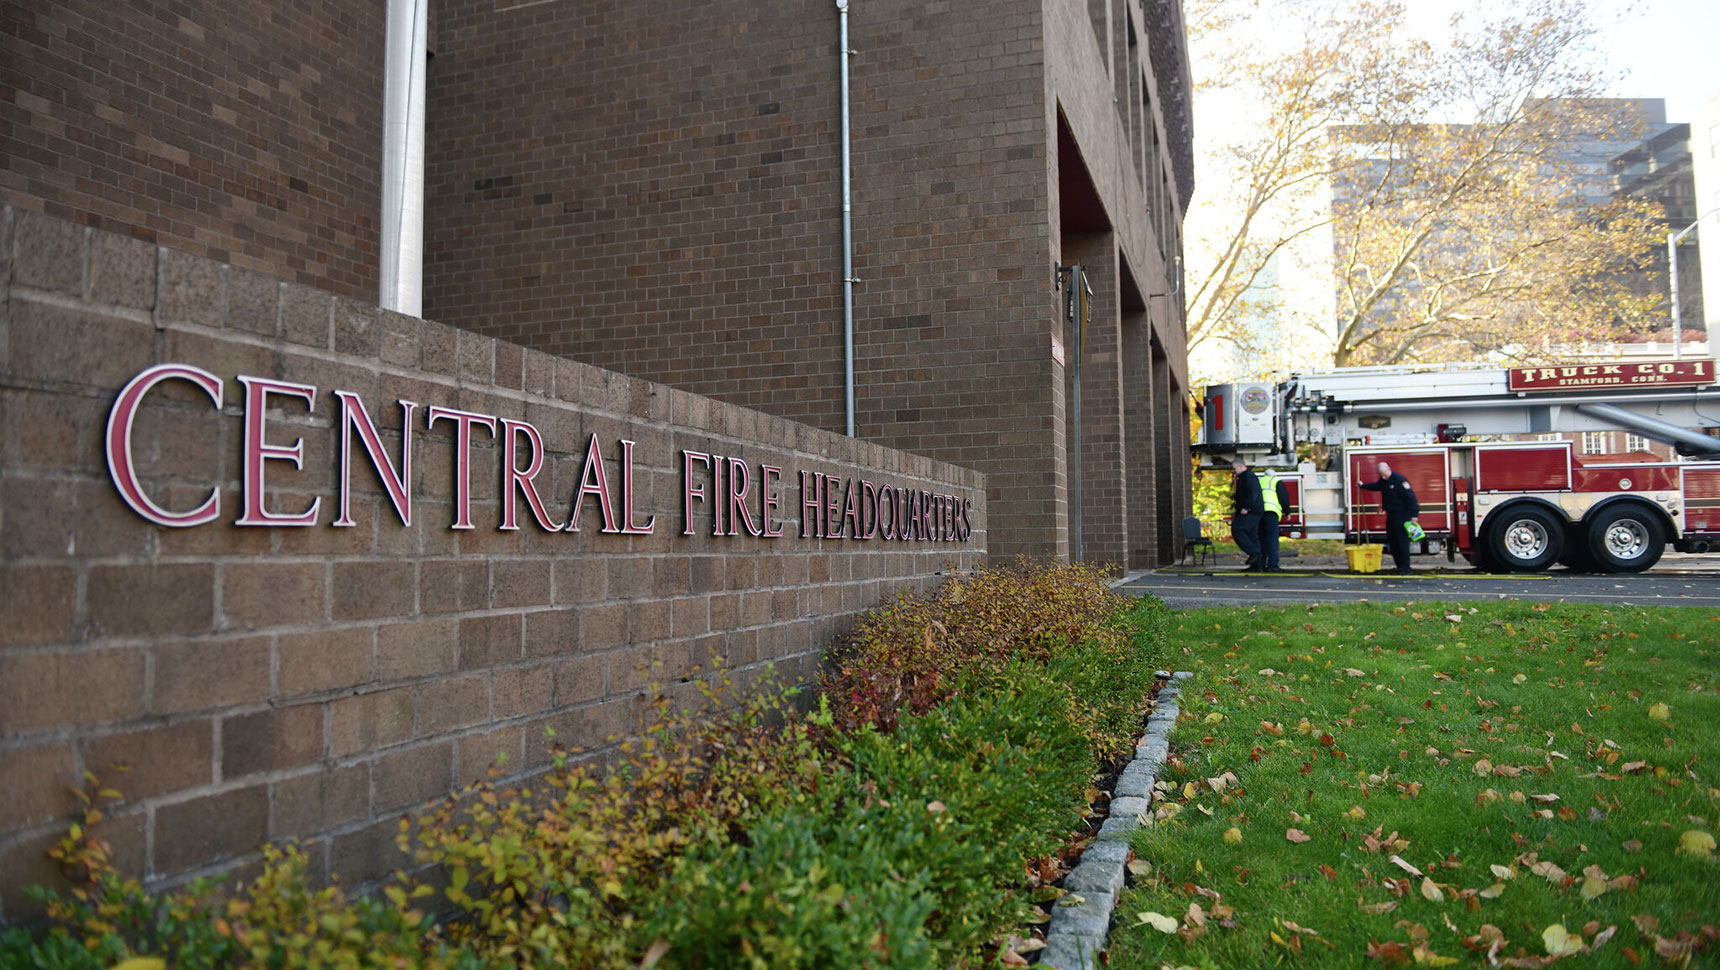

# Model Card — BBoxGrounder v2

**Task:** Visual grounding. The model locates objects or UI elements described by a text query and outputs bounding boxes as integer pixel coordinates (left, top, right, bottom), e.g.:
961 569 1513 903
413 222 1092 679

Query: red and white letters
104 363 974 542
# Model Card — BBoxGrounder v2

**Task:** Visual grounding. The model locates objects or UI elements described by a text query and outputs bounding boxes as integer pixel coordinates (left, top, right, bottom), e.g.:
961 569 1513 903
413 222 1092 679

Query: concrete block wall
0 207 985 919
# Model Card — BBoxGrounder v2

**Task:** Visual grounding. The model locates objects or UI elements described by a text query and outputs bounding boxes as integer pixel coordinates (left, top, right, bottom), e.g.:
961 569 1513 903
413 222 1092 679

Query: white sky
1567 0 1720 123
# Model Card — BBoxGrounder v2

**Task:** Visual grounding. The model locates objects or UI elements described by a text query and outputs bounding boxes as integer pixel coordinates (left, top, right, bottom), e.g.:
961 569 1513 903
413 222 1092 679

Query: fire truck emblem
1240 386 1271 415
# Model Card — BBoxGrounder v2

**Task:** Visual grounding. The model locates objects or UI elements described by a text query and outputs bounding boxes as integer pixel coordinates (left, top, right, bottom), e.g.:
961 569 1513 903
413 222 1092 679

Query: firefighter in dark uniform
1230 459 1264 571
1360 460 1420 574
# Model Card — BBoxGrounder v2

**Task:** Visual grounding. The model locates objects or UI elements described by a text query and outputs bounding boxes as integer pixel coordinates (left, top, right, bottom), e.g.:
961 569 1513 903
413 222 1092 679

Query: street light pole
1668 208 1720 361
1669 222 1695 360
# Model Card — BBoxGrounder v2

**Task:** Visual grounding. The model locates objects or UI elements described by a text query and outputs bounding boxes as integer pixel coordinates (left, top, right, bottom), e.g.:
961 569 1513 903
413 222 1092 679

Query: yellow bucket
1346 544 1383 573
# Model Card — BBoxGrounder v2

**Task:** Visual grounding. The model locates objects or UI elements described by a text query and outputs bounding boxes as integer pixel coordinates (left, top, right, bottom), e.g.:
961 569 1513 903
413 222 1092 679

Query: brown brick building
4 0 1195 567
0 0 1192 904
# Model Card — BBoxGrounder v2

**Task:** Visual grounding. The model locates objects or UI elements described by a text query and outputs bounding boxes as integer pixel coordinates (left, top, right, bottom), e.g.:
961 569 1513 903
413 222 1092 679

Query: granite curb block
1033 671 1190 970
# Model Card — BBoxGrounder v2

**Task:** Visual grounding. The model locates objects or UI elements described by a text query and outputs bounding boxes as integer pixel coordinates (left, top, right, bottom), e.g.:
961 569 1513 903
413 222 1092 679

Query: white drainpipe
381 0 427 316
837 0 857 436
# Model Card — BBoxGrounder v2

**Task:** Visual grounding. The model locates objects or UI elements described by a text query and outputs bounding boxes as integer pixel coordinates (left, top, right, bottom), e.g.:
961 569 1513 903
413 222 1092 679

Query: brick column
1060 232 1127 567
1151 341 1177 564
1122 309 1154 569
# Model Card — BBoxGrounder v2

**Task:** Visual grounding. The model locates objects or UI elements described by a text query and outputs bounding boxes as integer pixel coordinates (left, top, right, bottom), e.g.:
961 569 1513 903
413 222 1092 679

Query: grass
1106 601 1720 969
1204 537 1350 558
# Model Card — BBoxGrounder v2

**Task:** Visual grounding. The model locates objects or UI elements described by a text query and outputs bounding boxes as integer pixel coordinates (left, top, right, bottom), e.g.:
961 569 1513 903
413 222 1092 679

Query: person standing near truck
1360 460 1420 574
1257 466 1284 572
1230 459 1264 571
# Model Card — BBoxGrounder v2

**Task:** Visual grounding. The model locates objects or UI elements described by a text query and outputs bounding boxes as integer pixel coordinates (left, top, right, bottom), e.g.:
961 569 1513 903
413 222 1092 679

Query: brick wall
0 1 385 301
0 208 985 918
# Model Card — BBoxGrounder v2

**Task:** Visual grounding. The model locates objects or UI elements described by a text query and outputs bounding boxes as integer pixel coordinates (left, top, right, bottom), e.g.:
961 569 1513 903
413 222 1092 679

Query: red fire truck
1194 358 1720 572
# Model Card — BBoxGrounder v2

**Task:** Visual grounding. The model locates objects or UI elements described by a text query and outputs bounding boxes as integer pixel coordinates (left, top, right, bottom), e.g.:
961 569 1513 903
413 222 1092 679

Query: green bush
5 566 1170 970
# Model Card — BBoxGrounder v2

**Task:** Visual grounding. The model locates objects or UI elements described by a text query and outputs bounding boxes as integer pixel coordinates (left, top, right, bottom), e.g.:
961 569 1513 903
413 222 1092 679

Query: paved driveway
1117 557 1720 609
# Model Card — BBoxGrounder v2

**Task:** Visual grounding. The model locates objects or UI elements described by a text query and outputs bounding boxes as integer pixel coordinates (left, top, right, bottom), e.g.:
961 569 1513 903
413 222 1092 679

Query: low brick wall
0 207 985 918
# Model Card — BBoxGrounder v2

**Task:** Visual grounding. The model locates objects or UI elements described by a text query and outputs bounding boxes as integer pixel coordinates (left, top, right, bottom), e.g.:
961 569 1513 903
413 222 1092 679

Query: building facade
419 0 1195 566
1 0 1193 908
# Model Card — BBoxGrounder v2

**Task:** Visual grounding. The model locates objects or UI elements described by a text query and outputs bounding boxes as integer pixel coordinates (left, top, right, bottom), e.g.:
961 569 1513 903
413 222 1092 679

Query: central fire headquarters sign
107 363 976 543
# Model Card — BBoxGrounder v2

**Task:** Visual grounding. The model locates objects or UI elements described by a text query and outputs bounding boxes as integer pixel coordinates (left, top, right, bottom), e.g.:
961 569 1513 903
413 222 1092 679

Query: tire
1484 505 1564 572
1585 503 1665 573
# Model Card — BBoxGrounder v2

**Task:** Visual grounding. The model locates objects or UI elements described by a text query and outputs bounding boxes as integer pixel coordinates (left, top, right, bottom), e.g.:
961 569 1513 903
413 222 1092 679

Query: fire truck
1193 358 1720 573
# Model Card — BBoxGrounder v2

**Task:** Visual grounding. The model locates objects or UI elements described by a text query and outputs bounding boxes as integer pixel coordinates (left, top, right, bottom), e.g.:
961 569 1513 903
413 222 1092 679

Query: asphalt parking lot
1117 554 1720 609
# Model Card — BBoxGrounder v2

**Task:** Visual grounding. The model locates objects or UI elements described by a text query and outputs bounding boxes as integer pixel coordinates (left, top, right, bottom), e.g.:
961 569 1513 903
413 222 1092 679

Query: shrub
5 567 1170 970
823 560 1145 739
401 671 832 969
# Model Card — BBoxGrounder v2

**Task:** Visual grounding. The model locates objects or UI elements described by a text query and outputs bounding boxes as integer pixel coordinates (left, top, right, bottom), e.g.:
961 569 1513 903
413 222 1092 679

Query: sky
1559 0 1720 123
1183 0 1720 381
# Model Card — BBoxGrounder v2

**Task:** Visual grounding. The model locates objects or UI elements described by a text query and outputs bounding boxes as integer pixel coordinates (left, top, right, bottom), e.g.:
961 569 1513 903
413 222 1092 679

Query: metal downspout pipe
837 0 857 437
381 0 427 316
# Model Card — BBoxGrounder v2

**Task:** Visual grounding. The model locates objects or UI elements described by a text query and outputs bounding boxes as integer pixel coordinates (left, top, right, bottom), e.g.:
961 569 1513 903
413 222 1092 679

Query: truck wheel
1485 506 1563 572
1585 504 1664 573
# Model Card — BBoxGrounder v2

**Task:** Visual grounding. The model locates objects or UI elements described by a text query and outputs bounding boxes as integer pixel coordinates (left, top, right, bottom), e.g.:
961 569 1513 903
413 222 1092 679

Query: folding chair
1182 515 1215 567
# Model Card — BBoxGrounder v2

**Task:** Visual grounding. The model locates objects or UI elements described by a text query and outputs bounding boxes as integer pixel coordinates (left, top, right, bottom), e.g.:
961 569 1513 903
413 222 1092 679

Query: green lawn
1203 537 1350 558
1107 601 1720 969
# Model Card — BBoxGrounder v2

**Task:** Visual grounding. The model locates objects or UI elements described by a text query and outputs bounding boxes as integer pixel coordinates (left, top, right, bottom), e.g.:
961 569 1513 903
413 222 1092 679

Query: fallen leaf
1677 830 1715 857
1421 878 1445 903
1223 826 1243 845
1653 934 1692 961
1622 839 1642 853
640 940 672 969
1490 864 1515 880
1366 939 1411 965
1473 759 1494 776
1359 898 1399 914
926 800 947 814
1127 858 1153 879
1389 855 1424 878
1581 876 1608 900
1528 793 1559 804
1530 860 1567 883
1478 883 1506 899
1186 902 1208 927
1512 673 1527 684
1647 702 1670 721
1543 924 1585 957
1000 948 1029 967
1286 828 1311 843
1413 943 1459 966
1137 911 1178 933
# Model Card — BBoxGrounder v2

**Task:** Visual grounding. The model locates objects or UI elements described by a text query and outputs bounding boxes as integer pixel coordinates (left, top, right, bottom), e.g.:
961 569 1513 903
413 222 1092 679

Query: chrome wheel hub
1503 519 1549 561
1603 518 1650 561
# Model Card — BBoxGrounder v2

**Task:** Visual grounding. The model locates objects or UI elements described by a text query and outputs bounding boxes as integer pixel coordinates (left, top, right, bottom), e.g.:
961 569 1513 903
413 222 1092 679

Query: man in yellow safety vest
1257 468 1283 572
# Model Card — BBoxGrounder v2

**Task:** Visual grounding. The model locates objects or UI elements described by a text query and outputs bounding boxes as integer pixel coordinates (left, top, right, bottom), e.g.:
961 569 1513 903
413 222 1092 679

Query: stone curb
1033 670 1190 970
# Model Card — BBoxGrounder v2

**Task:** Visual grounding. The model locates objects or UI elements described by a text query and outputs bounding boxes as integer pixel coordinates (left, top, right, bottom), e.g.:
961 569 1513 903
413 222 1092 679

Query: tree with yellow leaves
1185 0 1666 370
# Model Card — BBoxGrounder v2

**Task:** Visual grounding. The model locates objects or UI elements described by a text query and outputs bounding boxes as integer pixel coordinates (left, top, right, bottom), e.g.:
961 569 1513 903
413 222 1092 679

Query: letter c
106 363 223 527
